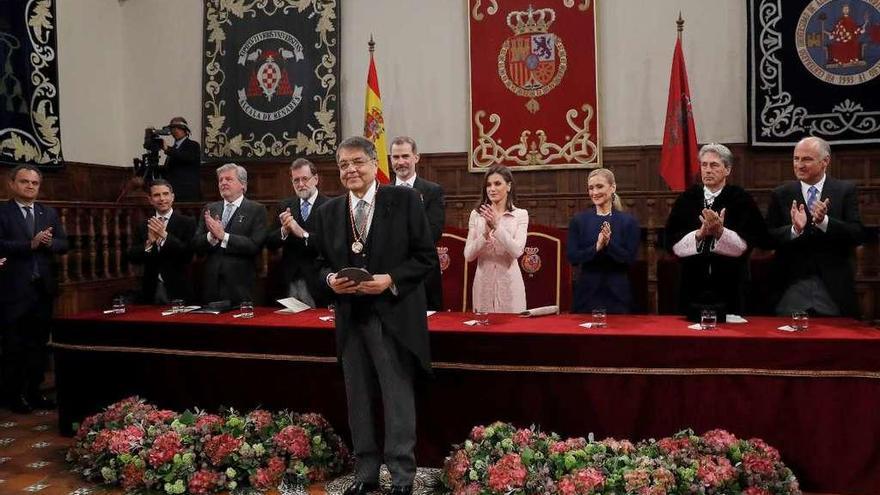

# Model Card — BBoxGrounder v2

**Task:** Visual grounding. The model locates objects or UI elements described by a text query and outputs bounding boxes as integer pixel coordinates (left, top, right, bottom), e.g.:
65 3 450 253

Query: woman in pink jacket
464 165 529 313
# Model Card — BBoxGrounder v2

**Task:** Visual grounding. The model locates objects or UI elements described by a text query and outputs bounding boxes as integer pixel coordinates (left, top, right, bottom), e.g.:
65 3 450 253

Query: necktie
354 200 367 236
806 186 818 213
24 206 35 236
221 203 235 227
24 206 39 278
301 201 311 221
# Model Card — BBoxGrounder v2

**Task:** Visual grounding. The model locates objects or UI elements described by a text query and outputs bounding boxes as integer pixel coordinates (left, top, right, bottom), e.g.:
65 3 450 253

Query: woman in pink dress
464 165 529 313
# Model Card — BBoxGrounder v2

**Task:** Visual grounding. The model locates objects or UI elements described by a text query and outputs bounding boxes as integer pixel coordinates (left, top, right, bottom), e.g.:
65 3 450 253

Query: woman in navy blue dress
567 168 641 313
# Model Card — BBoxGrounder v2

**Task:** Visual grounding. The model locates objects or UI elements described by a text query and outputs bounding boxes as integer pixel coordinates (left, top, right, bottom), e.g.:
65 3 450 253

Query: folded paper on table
161 306 201 316
520 305 559 317
276 297 311 314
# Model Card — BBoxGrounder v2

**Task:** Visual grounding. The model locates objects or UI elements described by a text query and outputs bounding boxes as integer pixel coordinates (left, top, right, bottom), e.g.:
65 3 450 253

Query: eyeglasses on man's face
291 175 316 185
337 157 372 170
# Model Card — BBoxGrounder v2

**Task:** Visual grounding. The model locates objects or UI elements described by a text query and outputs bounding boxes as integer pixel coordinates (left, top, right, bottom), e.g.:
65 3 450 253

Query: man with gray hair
265 158 330 308
766 136 864 317
665 143 770 317
193 163 267 304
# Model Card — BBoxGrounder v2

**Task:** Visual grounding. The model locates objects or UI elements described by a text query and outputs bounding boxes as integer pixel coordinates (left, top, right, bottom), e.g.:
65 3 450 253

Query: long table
52 308 880 494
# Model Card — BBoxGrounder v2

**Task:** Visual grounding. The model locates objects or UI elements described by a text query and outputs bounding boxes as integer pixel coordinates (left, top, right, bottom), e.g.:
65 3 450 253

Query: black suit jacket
766 177 864 316
127 210 196 303
411 176 446 310
0 199 69 321
162 138 201 202
265 193 331 306
193 198 268 304
312 185 436 370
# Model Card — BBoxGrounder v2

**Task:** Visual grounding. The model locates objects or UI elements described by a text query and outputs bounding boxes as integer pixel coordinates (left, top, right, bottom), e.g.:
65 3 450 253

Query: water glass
238 301 254 319
700 309 717 330
591 307 607 328
474 311 490 326
170 299 185 314
791 311 809 331
112 296 126 314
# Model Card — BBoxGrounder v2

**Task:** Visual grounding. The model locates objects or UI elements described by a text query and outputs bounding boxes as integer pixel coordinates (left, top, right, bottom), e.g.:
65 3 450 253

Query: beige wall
57 0 746 166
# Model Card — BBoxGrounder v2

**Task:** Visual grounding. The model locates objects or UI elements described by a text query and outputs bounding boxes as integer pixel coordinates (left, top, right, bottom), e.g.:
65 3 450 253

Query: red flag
659 38 699 192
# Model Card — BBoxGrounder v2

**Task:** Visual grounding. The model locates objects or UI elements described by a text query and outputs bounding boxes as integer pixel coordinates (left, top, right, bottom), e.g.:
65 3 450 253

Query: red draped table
53 308 880 494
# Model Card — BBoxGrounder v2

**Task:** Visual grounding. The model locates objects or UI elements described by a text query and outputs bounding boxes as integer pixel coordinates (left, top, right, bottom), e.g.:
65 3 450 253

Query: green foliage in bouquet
67 397 352 494
442 422 800 495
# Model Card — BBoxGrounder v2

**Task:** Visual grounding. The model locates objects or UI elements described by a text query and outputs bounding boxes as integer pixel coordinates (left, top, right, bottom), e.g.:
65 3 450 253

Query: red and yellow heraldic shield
468 1 601 171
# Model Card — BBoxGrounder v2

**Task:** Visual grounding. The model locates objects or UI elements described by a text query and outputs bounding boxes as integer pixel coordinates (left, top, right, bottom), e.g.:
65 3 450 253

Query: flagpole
364 34 390 183
677 11 684 41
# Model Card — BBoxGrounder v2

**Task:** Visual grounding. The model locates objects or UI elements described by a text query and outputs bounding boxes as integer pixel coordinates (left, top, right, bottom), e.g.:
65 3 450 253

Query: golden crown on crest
506 5 556 35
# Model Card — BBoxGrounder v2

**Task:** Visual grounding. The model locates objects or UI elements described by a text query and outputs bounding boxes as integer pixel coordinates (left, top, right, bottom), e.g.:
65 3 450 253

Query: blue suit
567 209 640 313
0 199 68 401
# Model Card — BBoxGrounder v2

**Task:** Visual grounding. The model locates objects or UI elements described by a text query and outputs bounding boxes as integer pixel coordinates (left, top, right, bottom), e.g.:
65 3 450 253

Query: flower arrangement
442 422 801 495
67 397 352 494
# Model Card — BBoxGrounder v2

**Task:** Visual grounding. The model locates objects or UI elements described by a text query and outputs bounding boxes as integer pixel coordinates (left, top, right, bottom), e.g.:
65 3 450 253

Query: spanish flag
364 38 390 183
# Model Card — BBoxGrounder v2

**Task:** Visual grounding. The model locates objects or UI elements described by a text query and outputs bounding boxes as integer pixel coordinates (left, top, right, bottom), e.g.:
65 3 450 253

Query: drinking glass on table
700 309 717 330
473 310 490 326
591 307 607 328
791 311 809 332
238 301 254 319
170 299 185 314
112 296 126 314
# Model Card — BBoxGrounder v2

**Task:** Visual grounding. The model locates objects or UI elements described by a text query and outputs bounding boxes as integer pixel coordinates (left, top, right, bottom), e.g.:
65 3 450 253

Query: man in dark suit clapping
311 136 435 495
128 179 196 304
390 136 446 310
265 158 330 308
767 136 864 317
0 165 68 413
193 163 267 305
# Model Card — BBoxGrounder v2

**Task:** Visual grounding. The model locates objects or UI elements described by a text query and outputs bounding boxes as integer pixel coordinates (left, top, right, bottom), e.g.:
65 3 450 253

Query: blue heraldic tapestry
202 1 340 160
0 0 62 167
749 0 880 145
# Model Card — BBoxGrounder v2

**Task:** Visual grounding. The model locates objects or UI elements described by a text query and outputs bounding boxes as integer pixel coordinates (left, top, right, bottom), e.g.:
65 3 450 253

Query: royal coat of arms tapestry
749 0 880 145
202 1 340 160
468 0 600 171
0 0 62 168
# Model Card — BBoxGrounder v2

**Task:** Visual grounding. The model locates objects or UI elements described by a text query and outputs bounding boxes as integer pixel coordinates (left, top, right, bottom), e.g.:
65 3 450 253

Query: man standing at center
390 135 446 310
193 163 267 304
311 136 435 495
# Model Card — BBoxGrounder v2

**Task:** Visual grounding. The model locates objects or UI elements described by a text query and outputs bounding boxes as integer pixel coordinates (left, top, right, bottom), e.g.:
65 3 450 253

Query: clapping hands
698 208 726 240
30 227 53 249
478 204 498 238
203 210 225 240
789 198 830 234
596 221 611 251
279 207 305 238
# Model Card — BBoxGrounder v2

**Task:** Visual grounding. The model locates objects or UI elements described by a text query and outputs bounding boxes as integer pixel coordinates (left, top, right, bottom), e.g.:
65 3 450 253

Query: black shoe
26 394 55 410
390 485 413 495
7 395 33 414
342 481 380 495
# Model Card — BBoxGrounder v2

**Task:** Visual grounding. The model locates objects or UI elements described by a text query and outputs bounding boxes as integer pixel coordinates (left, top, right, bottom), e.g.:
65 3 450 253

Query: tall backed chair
437 226 471 312
518 223 572 312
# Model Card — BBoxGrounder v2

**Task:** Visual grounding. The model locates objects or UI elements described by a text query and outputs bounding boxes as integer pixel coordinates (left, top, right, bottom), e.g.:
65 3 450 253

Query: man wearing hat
161 116 202 202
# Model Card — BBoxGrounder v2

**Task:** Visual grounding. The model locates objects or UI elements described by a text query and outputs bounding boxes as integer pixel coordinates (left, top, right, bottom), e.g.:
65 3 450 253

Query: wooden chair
518 223 572 311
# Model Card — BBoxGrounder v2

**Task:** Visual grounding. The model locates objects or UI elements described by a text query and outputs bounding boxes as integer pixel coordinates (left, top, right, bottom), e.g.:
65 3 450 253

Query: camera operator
161 117 202 202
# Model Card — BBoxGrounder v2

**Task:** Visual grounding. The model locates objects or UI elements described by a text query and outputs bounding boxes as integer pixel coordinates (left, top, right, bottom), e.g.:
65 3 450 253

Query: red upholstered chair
437 226 472 312
518 223 572 312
